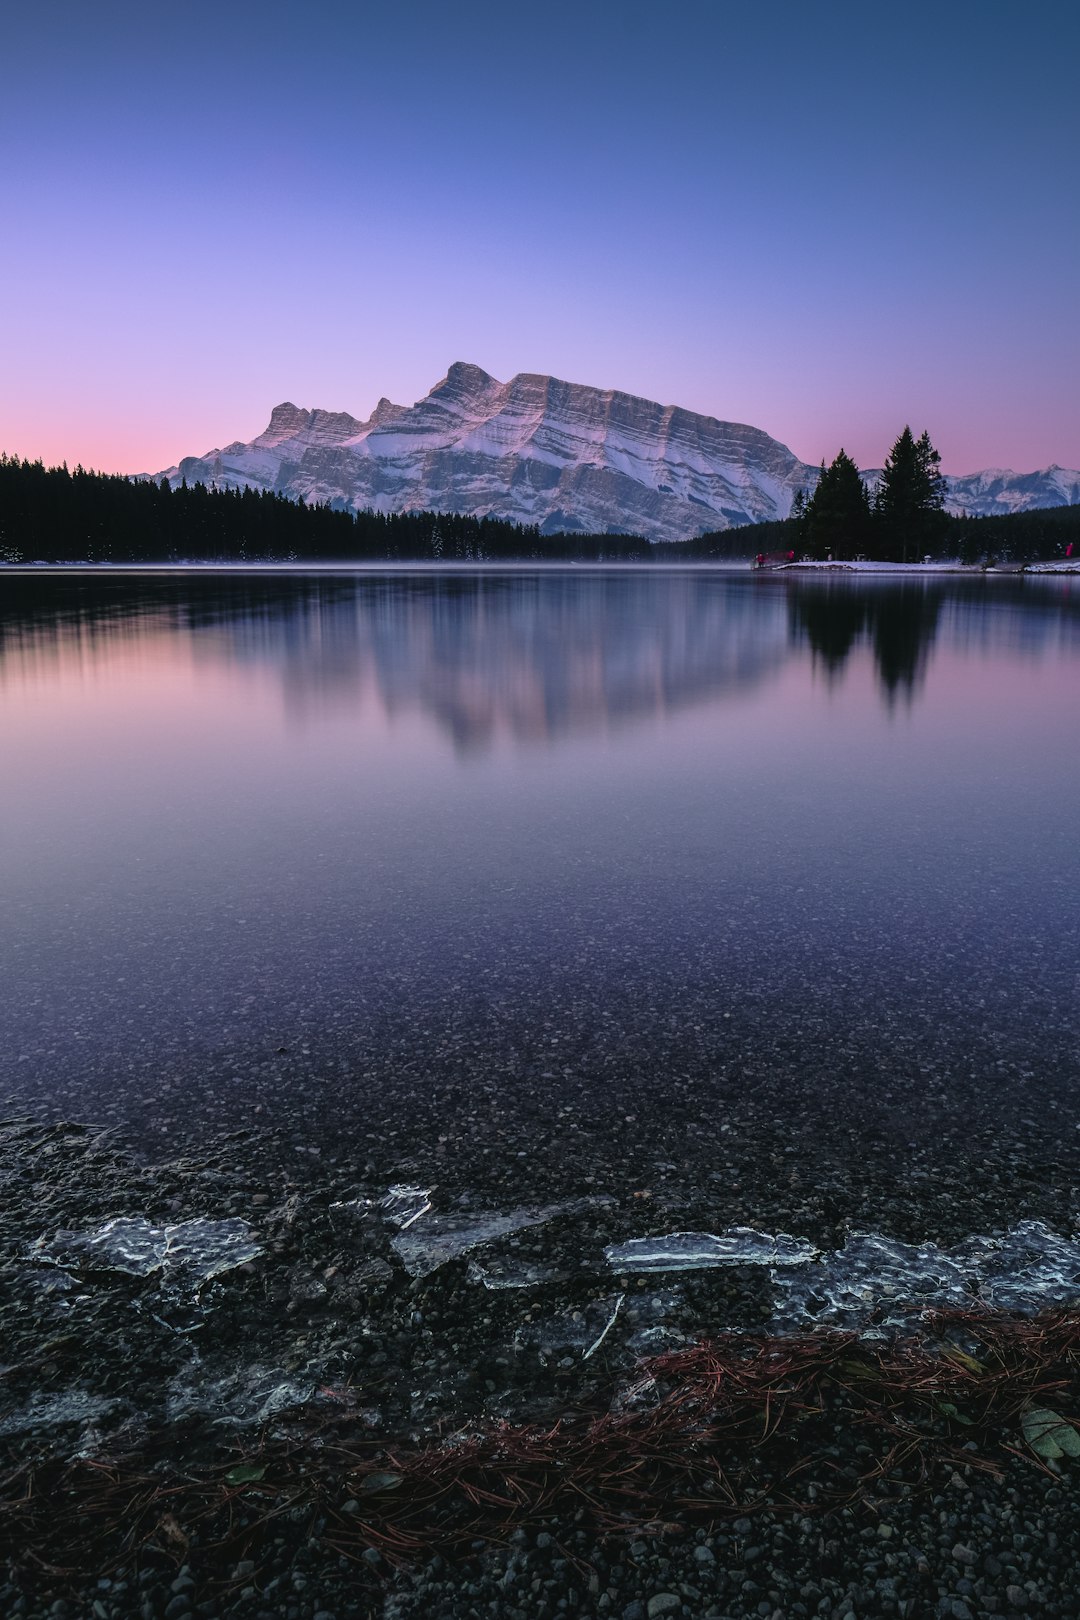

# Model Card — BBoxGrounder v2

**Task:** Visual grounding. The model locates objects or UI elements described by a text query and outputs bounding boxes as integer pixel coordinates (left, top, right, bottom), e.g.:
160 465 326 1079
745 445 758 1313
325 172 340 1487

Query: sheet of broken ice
622 1287 694 1356
974 1222 1080 1312
394 1203 573 1279
601 1221 1080 1337
769 1233 977 1334
165 1364 318 1426
0 1389 123 1440
516 1295 629 1362
330 1184 432 1226
466 1256 558 1290
770 1220 1080 1334
519 1286 684 1363
32 1216 261 1288
605 1228 818 1273
380 1184 433 1229
390 1193 607 1280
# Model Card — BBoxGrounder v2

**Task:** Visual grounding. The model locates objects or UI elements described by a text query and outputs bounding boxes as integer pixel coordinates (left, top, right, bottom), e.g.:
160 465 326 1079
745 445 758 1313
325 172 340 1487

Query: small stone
621 1604 646 1620
647 1598 681 1620
693 1546 716 1564
1006 1591 1027 1610
952 1544 976 1565
362 1547 382 1568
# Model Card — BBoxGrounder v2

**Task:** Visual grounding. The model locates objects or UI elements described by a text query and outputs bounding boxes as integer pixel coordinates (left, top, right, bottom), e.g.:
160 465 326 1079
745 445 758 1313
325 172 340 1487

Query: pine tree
802 450 871 560
875 426 947 563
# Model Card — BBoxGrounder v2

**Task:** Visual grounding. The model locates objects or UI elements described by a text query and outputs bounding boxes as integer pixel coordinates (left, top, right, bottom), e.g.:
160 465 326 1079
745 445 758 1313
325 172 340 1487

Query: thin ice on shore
391 1197 604 1280
601 1219 1080 1334
31 1216 261 1288
770 1220 1080 1334
604 1228 818 1273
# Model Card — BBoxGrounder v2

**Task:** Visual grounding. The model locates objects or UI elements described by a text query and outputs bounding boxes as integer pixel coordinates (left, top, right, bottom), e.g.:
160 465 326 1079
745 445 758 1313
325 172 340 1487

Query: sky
2 0 1078 477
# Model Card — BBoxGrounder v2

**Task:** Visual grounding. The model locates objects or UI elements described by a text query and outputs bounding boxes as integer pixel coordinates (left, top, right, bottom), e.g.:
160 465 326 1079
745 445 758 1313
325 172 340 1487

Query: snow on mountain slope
148 363 1080 541
150 363 814 542
942 465 1080 517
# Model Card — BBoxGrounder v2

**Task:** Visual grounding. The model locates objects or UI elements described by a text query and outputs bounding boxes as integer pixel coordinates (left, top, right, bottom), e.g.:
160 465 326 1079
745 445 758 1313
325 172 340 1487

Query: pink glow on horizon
3 353 1075 485
2 3 1077 483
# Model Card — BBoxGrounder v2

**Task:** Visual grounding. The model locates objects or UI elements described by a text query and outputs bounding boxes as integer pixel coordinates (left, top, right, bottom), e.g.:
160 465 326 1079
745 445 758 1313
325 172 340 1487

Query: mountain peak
367 396 406 428
262 401 310 441
437 361 498 395
258 402 362 446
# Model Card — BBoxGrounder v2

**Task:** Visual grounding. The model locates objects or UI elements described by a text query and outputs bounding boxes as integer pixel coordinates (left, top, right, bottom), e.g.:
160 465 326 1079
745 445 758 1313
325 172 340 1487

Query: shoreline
4 1111 1080 1616
2 559 1078 576
5 1307 1080 1620
763 560 1080 576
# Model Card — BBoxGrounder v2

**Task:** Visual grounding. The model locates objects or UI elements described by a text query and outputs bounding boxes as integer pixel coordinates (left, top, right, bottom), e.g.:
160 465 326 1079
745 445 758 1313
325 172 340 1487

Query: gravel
3 1108 1080 1618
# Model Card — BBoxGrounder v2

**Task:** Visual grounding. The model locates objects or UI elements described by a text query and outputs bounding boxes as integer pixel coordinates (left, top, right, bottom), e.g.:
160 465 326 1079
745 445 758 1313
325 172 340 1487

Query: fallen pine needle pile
3 1308 1080 1587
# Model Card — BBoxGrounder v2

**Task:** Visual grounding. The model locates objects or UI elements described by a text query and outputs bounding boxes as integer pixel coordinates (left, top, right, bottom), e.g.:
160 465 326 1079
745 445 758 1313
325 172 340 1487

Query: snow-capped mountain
147 363 1079 541
941 465 1080 517
148 363 813 543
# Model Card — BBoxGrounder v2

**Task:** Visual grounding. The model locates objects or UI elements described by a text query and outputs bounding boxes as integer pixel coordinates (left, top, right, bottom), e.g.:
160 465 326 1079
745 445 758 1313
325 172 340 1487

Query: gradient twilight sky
2 0 1077 478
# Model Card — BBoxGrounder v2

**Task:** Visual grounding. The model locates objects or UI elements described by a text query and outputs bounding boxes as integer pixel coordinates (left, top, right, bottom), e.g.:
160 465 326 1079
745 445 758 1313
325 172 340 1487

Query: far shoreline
2 559 1078 576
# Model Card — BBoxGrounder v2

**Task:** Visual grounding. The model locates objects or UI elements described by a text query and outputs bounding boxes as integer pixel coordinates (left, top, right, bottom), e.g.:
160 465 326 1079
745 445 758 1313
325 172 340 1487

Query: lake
1 566 1078 1240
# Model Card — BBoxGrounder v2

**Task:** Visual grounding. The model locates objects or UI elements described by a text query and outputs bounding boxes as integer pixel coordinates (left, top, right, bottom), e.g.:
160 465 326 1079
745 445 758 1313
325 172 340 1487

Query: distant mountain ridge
147 363 1080 542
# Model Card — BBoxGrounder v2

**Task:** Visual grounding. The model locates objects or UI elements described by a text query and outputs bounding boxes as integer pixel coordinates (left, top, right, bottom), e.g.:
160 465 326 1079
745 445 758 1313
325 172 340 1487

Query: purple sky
2 0 1077 478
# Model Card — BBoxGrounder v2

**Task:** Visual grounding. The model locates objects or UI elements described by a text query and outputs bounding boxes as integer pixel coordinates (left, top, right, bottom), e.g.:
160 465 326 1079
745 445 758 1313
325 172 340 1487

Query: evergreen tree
875 426 947 563
801 450 871 560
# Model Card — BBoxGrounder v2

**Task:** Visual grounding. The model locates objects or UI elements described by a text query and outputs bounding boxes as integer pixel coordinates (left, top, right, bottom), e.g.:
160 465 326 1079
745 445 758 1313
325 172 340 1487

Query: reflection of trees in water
872 589 942 700
787 581 944 702
787 588 868 676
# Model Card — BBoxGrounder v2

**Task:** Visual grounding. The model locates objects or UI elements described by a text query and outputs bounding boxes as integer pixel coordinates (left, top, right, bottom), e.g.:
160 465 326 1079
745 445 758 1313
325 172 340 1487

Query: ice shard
605 1228 818 1274
33 1216 261 1287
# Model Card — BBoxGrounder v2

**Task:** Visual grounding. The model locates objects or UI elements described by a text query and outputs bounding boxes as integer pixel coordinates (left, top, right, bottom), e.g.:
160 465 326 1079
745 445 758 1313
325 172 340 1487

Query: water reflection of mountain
0 572 792 750
219 573 794 749
2 571 1078 741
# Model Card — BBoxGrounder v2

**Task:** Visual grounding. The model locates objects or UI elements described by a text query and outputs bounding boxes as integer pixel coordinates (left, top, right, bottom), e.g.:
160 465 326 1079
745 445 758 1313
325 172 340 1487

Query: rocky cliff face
150 363 1080 541
151 362 814 542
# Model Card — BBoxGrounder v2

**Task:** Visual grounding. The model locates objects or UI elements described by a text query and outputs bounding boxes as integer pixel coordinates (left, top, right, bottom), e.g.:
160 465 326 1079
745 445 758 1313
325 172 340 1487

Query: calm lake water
1 567 1078 1221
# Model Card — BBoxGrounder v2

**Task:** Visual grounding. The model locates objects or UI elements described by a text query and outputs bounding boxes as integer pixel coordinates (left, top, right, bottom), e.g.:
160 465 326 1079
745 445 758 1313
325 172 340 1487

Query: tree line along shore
1 447 1077 567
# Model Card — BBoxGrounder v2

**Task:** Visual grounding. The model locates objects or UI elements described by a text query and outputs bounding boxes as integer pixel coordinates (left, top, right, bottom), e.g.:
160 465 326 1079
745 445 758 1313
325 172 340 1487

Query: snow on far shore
777 559 1080 575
